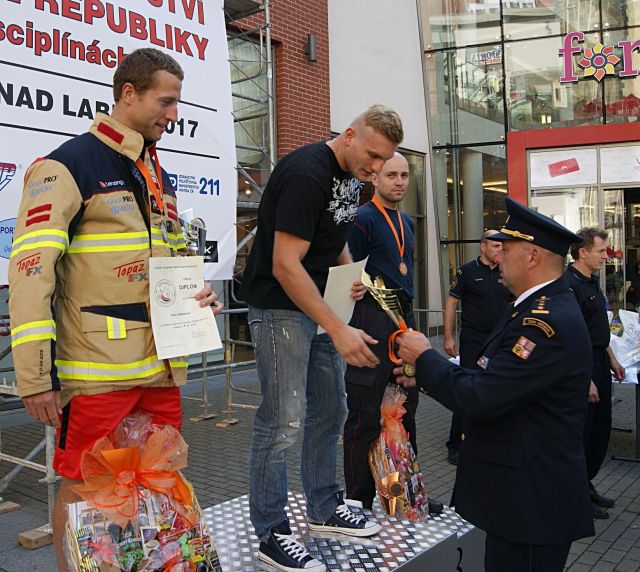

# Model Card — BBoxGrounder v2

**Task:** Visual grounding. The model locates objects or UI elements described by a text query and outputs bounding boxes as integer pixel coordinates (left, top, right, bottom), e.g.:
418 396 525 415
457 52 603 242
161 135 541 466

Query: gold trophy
379 471 405 516
361 270 416 377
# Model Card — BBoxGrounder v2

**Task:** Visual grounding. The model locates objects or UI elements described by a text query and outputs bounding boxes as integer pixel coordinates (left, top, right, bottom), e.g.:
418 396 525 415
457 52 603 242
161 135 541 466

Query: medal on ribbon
372 195 408 278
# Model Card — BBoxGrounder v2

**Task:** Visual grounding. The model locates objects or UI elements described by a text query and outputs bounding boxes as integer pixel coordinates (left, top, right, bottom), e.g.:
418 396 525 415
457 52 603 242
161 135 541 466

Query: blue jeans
248 307 348 541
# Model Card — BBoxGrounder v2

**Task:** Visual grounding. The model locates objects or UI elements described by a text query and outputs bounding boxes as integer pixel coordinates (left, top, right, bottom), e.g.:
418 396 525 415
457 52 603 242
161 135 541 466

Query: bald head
372 152 410 208
479 229 503 267
481 229 500 242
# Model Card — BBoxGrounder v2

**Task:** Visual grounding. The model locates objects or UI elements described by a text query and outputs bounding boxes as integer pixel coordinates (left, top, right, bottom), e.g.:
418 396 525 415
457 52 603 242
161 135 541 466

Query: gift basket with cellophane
368 384 429 522
65 412 221 572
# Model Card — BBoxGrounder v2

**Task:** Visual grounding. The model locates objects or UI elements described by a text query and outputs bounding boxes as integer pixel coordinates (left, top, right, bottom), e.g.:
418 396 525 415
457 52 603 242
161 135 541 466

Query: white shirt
514 280 555 307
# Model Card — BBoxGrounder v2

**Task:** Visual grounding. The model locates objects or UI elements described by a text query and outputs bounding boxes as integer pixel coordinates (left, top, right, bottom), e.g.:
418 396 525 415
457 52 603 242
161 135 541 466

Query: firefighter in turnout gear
8 49 223 572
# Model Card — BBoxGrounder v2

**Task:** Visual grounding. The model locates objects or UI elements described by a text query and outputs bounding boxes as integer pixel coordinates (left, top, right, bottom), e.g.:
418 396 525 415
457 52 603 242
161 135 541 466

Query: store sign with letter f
559 31 640 83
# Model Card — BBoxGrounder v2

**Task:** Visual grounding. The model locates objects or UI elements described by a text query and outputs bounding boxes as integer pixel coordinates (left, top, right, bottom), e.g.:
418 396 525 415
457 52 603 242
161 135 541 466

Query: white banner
0 0 236 282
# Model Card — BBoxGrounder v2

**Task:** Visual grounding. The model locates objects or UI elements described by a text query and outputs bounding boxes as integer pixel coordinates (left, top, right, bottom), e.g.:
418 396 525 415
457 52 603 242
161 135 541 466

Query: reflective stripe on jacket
9 114 189 405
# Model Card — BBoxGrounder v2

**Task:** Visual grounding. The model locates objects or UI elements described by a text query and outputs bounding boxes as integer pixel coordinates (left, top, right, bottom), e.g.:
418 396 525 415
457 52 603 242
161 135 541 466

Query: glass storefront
420 0 640 289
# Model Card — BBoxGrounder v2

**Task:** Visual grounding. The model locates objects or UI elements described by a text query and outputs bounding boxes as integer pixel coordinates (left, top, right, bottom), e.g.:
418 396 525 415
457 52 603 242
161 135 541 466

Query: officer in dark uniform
343 152 444 515
395 197 594 572
444 230 511 464
566 228 625 519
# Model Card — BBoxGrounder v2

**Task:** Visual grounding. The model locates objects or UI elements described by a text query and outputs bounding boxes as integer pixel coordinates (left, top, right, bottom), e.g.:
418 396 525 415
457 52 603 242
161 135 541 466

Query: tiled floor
1 369 639 571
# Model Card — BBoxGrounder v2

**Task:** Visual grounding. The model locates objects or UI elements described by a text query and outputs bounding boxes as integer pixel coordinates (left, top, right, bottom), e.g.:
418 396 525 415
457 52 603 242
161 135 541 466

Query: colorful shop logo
560 32 639 83
0 163 17 192
577 43 620 81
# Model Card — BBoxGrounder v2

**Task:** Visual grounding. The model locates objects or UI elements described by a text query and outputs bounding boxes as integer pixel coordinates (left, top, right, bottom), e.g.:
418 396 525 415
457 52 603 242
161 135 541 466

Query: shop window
602 0 640 29
502 0 601 41
600 29 640 124
420 0 502 50
426 48 505 146
505 35 602 131
435 145 508 287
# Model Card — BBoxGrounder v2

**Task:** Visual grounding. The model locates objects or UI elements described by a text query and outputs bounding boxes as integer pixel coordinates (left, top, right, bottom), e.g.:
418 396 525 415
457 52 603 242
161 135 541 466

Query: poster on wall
0 0 236 283
529 148 598 189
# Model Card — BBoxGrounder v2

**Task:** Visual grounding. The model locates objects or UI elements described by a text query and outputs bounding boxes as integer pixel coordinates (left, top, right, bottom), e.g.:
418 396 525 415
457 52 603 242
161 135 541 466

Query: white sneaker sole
307 521 382 537
257 550 326 572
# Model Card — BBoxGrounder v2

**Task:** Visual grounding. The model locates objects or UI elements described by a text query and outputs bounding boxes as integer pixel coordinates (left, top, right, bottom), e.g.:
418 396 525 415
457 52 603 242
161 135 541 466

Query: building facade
420 0 640 312
227 0 441 329
227 0 640 322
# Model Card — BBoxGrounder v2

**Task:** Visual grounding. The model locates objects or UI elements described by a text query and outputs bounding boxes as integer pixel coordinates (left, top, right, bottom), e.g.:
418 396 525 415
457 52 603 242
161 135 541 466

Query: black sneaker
307 503 381 537
258 524 326 572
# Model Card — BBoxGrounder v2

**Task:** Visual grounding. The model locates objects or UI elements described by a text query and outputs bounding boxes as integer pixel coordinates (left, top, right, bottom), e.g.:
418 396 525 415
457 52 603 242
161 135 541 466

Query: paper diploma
318 257 368 334
149 256 222 359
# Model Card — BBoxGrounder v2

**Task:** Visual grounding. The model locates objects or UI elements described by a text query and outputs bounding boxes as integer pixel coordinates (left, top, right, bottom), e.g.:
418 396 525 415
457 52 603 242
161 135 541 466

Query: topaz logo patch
0 163 17 192
0 218 16 260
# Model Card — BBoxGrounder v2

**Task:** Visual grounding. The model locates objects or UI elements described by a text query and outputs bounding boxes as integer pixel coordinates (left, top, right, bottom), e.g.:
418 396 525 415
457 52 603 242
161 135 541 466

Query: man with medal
8 48 223 571
343 152 444 515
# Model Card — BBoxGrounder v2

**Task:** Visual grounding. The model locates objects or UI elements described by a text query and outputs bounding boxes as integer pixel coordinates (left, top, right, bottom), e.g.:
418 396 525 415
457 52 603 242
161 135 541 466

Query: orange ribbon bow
73 425 198 529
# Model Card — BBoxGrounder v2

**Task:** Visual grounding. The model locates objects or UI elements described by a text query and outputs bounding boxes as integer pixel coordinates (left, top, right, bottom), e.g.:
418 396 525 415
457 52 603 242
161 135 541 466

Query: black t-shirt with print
240 142 362 310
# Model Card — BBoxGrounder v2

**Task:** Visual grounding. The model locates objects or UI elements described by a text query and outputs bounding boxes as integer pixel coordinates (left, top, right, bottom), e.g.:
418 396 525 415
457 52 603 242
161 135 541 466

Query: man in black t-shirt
566 228 625 520
240 105 403 572
443 231 511 465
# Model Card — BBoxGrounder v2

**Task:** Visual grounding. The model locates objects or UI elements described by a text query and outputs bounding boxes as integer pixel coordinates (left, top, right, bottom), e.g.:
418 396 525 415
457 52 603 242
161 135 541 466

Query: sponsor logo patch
113 259 148 282
15 252 41 274
0 163 17 192
98 179 126 189
512 336 536 360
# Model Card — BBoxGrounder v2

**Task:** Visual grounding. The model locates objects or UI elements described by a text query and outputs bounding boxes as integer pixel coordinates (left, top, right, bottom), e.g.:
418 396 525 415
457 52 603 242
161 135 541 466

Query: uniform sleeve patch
522 317 555 338
512 336 536 360
26 204 52 226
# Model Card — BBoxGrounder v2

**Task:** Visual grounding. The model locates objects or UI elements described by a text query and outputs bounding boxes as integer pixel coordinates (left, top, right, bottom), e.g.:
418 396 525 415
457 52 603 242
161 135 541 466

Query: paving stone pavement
1 370 640 571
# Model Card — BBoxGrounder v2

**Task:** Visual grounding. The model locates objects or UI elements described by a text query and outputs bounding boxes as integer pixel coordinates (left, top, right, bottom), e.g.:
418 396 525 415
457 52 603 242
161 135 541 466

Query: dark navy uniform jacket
415 276 594 545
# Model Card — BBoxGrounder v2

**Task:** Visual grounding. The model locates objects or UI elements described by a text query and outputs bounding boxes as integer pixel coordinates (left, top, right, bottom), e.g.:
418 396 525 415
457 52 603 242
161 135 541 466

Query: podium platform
203 493 485 571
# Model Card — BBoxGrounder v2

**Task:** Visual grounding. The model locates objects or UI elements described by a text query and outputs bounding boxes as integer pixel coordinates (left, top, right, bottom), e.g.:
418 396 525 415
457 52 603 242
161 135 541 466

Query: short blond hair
361 105 404 146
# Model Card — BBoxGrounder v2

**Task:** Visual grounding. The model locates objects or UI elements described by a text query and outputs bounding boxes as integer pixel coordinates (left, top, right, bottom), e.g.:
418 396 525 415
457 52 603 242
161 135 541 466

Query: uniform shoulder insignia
512 336 536 360
449 268 462 290
522 317 555 338
531 295 550 315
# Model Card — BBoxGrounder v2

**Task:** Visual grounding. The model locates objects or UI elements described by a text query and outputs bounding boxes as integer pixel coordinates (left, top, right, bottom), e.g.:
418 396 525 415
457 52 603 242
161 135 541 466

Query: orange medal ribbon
135 146 164 213
371 195 406 274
